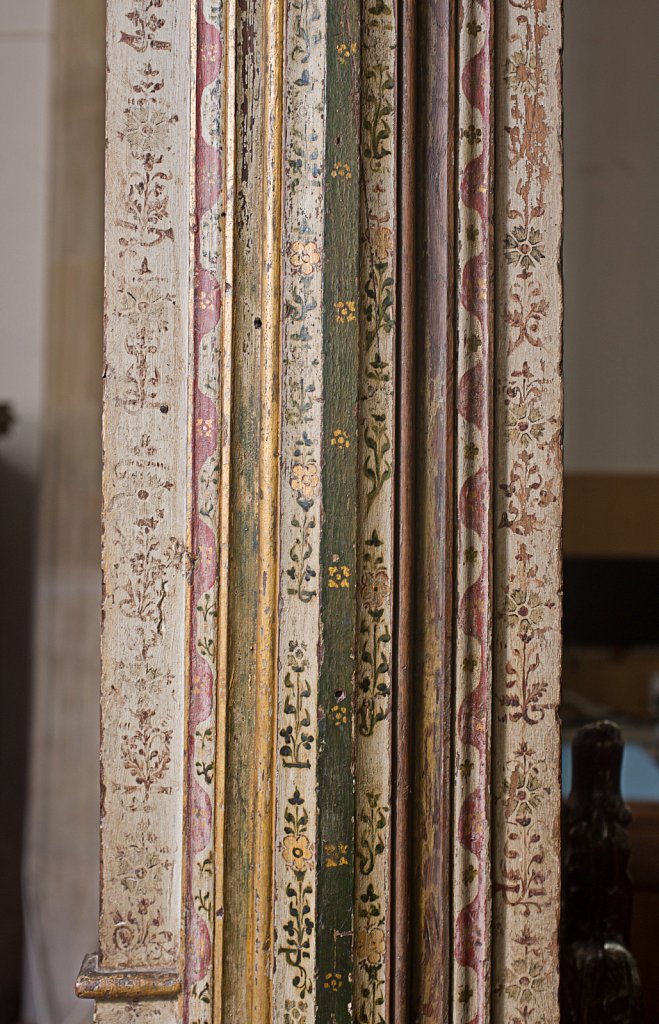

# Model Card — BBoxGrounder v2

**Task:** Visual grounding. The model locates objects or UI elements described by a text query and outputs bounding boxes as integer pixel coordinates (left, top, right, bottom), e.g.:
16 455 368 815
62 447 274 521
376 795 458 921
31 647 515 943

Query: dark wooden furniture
561 721 642 1023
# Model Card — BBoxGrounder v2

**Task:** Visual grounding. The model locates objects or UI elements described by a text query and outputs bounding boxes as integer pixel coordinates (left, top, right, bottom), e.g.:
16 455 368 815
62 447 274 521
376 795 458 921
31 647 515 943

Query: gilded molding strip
75 954 181 1001
452 1 494 1021
355 0 397 1019
272 0 327 1019
92 0 192 1019
315 0 360 1017
184 0 224 1020
218 0 268 1016
492 1 563 1021
249 0 284 1015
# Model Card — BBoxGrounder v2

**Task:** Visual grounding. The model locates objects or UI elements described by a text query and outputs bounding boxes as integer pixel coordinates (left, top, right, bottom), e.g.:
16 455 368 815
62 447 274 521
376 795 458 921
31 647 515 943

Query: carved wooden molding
88 0 563 1021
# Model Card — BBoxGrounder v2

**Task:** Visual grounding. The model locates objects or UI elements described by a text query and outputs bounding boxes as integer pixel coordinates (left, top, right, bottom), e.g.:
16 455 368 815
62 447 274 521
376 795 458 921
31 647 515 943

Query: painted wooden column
75 0 192 1020
492 1 563 1021
79 1 563 1022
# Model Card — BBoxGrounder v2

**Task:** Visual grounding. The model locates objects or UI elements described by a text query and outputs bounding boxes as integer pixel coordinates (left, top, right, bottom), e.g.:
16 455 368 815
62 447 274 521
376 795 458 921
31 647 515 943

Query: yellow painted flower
334 299 357 323
290 239 321 276
336 42 357 64
282 834 313 872
330 704 348 727
324 842 349 867
290 460 319 501
196 417 213 439
324 971 344 991
331 161 352 180
330 428 350 449
355 927 385 966
328 564 351 589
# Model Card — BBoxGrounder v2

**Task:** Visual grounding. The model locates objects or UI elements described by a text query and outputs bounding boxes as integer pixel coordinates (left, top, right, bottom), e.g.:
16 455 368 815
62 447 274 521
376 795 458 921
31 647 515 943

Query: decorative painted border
183 0 224 1020
452 2 494 1021
354 0 397 1020
315 0 360 1017
492 2 563 1022
272 0 327 1019
95 1 192 1022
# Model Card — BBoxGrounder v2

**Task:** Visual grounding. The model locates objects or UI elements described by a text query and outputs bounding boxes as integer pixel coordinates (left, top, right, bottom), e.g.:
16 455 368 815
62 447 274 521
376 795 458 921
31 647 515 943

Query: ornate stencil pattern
493 1 562 1022
98 0 191 1020
315 0 360 1015
453 2 493 1021
273 0 327 1019
183 0 224 1020
355 0 396 1020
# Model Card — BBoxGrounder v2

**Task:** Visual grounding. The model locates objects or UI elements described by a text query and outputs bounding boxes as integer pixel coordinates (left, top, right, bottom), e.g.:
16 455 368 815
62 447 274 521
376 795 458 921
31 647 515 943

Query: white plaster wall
564 0 659 473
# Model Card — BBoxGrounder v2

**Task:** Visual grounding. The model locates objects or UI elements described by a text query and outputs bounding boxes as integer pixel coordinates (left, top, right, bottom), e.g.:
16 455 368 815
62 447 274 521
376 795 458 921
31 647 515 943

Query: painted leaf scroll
84 0 562 1022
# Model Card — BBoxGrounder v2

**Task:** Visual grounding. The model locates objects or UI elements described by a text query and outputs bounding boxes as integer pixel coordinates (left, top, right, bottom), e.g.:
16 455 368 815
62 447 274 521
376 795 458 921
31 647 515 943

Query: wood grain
411 0 456 1019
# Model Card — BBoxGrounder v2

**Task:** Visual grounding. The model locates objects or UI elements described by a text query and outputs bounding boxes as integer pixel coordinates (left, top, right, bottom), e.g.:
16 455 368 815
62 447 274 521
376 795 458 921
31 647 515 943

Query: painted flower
324 841 349 867
324 971 344 991
290 460 319 501
505 587 545 636
334 299 357 323
336 41 357 64
331 161 352 180
328 564 351 589
505 50 544 97
504 225 545 274
507 762 543 822
505 957 547 1006
330 703 348 727
287 639 308 673
284 999 307 1024
355 927 385 966
330 428 350 449
290 240 321 276
282 834 313 872
506 398 544 448
372 225 394 262
458 985 473 1006
462 124 482 146
121 106 175 157
361 568 390 612
463 863 478 885
118 282 172 332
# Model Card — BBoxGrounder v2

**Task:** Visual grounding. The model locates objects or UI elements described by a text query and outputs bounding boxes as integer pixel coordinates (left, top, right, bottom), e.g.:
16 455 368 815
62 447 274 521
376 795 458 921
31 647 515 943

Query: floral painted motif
274 0 326 1016
493 1 562 1023
183 1 224 1019
453 3 493 1020
99 2 189 1020
354 0 396 1016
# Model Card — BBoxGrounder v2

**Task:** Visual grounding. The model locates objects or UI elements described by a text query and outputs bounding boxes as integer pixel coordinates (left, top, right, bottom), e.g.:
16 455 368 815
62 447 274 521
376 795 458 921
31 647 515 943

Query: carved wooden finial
561 721 641 1023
